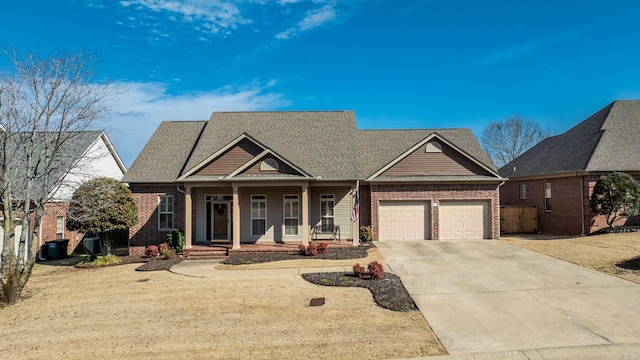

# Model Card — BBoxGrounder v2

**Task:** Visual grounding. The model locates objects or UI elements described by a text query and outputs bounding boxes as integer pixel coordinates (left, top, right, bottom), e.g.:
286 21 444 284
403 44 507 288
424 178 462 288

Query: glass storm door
207 202 230 240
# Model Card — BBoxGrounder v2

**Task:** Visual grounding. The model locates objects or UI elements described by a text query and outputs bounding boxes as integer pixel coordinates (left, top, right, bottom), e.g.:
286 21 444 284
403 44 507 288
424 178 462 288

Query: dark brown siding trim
193 138 263 176
382 142 493 177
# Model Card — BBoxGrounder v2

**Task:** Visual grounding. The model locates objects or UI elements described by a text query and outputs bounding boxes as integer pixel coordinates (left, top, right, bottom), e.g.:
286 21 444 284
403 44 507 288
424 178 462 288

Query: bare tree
480 115 550 168
0 47 118 305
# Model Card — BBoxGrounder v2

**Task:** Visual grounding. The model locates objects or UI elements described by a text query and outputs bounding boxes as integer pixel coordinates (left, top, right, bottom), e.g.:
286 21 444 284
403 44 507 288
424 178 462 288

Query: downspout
176 183 186 195
580 175 585 235
496 180 506 239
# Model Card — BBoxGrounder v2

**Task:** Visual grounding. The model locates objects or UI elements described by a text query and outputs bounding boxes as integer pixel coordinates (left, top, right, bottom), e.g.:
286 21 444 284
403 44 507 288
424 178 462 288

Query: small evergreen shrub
368 261 384 279
145 245 159 258
166 229 185 252
359 226 372 242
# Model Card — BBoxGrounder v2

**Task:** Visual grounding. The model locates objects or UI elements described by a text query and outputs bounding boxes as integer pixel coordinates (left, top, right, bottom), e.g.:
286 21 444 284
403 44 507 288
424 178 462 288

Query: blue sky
2 0 640 167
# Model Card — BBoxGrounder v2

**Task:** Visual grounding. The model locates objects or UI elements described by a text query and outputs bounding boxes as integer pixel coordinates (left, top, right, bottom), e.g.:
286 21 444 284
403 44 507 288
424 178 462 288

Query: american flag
351 187 359 222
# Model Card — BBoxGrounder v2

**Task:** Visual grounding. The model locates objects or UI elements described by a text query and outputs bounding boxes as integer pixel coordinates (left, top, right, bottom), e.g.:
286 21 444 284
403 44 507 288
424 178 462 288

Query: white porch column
232 184 241 249
184 185 192 249
352 185 359 246
302 184 309 246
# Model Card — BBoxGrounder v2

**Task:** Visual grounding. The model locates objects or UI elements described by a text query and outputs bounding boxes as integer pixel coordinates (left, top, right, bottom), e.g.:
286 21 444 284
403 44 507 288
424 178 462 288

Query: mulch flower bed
302 272 418 312
222 244 370 265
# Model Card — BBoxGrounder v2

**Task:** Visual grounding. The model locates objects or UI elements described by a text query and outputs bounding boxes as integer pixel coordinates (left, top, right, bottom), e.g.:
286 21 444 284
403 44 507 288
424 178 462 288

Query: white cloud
105 81 290 166
118 0 247 34
275 4 336 39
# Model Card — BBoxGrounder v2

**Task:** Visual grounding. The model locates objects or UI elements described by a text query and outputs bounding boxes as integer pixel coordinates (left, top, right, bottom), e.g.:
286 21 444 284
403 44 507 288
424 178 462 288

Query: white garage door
378 201 430 240
439 200 490 239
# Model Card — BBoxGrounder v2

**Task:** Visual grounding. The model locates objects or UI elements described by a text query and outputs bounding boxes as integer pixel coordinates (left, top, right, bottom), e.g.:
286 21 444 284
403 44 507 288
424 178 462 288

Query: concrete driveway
375 240 640 355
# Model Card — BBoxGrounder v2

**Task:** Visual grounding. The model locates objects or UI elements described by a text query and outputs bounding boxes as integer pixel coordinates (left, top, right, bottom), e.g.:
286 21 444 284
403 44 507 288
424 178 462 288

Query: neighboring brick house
500 100 640 235
0 131 126 255
123 111 504 255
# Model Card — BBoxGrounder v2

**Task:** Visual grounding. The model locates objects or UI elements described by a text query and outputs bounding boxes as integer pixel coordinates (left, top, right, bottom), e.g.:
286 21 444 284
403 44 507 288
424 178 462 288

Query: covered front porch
181 180 359 250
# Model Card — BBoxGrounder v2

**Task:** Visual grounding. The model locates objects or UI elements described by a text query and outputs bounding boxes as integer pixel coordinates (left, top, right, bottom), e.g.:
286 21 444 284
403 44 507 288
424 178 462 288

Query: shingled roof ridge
178 120 211 177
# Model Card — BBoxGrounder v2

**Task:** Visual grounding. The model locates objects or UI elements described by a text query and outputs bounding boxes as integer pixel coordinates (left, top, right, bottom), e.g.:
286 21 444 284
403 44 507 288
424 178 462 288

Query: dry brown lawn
502 232 640 284
0 259 445 360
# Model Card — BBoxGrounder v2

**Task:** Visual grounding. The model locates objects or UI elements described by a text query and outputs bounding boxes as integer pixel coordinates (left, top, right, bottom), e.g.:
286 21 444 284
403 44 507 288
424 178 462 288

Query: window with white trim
252 195 267 236
320 194 335 232
158 195 174 230
519 184 527 199
283 195 299 235
544 183 551 212
56 216 64 239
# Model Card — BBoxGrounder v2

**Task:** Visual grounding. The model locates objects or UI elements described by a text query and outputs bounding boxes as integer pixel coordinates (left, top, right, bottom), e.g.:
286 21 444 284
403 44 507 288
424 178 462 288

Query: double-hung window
283 195 299 235
56 216 64 239
320 194 335 232
158 195 174 230
252 195 267 236
544 183 551 212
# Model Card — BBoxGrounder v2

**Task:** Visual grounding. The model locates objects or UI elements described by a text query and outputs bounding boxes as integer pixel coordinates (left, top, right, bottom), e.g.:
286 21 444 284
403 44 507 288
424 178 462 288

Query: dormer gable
367 133 501 180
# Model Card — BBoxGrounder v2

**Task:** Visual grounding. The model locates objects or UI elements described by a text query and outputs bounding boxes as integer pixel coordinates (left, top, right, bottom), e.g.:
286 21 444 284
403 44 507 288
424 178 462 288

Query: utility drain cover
310 298 325 307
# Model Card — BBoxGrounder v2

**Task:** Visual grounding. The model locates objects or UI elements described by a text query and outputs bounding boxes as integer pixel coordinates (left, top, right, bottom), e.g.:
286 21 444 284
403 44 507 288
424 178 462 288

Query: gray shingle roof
124 111 498 182
122 121 206 182
184 111 359 179
2 131 115 199
500 100 640 178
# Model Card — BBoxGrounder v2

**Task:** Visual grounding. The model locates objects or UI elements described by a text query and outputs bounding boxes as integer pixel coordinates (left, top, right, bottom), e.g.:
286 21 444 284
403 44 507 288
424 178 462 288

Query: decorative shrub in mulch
590 226 640 235
302 272 418 312
221 244 370 265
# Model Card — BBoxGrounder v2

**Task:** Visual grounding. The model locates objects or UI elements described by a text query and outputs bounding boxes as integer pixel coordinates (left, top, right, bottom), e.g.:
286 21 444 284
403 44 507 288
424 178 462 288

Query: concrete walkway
375 240 640 357
169 259 353 279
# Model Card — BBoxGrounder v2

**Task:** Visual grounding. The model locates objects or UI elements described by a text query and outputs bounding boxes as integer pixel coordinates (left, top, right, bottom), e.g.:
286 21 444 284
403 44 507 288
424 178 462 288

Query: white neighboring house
0 131 126 260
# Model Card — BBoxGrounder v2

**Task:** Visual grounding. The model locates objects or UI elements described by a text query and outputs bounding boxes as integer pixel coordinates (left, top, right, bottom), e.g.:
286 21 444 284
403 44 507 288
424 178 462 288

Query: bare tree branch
480 115 550 168
0 47 120 305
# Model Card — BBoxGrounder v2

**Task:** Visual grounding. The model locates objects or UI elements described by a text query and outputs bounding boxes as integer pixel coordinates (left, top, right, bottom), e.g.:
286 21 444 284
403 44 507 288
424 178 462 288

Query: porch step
184 247 229 260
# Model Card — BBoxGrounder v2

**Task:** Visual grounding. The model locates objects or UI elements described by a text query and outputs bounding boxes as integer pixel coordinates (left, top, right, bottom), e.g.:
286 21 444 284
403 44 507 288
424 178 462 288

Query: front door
207 202 231 241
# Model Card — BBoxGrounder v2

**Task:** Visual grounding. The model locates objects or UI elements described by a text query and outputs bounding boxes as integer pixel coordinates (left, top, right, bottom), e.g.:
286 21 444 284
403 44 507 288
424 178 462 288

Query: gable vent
260 158 279 171
425 141 442 153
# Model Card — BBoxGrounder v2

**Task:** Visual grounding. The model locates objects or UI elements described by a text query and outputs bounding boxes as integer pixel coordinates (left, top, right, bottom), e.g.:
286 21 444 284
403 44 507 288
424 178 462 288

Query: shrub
317 242 329 254
158 242 170 254
166 228 185 252
162 248 176 259
353 261 384 279
298 244 307 255
145 245 159 258
359 226 372 242
92 254 121 267
368 261 384 279
305 243 319 256
353 263 366 277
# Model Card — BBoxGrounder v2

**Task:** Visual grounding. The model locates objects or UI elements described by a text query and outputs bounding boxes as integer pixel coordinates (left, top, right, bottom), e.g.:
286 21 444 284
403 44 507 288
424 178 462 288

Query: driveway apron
375 240 640 354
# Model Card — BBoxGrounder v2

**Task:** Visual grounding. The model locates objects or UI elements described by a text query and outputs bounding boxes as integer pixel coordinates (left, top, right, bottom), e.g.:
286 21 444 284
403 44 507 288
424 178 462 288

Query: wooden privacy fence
500 205 538 234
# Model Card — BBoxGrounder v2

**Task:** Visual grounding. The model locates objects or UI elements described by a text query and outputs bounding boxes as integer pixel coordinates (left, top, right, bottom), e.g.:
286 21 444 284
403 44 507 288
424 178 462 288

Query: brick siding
41 202 84 254
368 183 501 240
128 184 185 255
501 173 640 235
